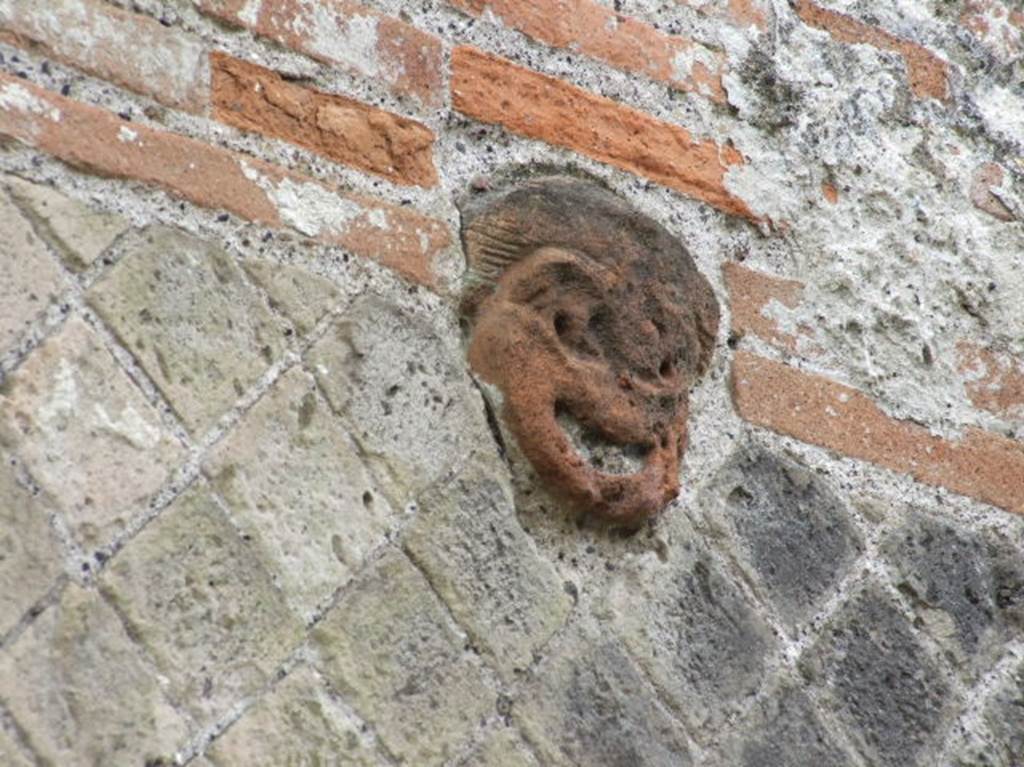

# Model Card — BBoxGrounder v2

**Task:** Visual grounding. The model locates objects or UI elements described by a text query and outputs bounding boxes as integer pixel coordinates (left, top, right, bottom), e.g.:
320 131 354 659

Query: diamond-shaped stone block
0 317 184 551
88 225 287 435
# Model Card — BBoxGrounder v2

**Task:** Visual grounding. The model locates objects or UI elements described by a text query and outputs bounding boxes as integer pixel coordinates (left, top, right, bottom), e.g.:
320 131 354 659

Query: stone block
714 684 855 767
958 659 1024 767
4 176 128 270
0 724 35 767
883 511 1024 667
0 187 65 354
101 486 303 726
0 317 184 551
204 367 393 621
460 728 541 767
606 515 776 734
801 586 953 766
404 455 571 678
0 462 63 636
206 664 384 766
307 295 490 503
515 629 693 767
241 259 340 337
88 225 287 436
705 444 863 630
0 583 188 766
310 549 492 765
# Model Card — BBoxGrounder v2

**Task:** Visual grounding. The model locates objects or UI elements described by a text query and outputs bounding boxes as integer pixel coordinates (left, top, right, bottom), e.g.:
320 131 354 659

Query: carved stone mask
460 177 720 525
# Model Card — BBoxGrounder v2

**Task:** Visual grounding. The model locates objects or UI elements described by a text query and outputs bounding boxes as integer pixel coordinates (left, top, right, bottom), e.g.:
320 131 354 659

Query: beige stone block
310 549 492 765
0 188 65 354
241 259 340 336
0 317 184 550
101 486 303 725
307 295 491 503
0 583 188 766
405 456 571 679
88 225 287 436
207 664 384 766
0 462 63 635
4 176 128 270
204 367 393 621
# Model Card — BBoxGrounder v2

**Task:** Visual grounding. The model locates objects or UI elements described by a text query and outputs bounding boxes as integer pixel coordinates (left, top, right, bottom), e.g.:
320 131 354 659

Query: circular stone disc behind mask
460 176 720 526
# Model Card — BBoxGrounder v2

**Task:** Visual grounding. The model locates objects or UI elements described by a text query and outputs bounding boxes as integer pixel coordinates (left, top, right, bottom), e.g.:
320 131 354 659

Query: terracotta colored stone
448 0 726 102
793 0 950 101
0 0 208 112
723 262 819 354
461 178 720 525
970 162 1016 221
956 341 1024 423
211 53 436 187
451 46 756 221
731 351 1024 516
197 0 443 107
822 182 839 205
0 74 449 287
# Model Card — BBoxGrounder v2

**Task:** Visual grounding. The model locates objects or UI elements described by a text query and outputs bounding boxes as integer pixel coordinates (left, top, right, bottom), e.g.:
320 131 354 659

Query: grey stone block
705 444 863 630
802 587 952 766
404 454 572 679
515 629 693 767
883 512 1024 666
607 515 776 735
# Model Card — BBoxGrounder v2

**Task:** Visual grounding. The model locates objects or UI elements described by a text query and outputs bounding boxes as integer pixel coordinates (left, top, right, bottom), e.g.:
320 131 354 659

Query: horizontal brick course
451 46 756 221
197 0 443 108
211 52 437 187
0 74 449 287
723 262 819 353
732 351 1024 516
0 0 208 111
448 0 726 102
794 0 950 101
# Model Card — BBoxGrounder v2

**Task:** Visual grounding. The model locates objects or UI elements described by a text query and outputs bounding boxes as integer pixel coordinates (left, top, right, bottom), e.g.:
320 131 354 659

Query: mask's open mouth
555 403 649 475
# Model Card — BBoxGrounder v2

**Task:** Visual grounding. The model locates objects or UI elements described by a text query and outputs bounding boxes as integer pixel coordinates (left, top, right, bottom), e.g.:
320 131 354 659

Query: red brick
197 0 443 108
821 181 839 205
732 351 1024 516
0 0 208 112
970 162 1016 221
451 46 756 221
211 53 437 187
0 74 449 288
448 0 726 102
793 0 950 101
723 262 819 353
956 341 1024 422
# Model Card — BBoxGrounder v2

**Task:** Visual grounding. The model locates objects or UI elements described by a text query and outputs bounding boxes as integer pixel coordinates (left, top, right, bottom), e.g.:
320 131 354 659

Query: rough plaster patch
239 162 361 236
294 0 380 79
0 82 61 122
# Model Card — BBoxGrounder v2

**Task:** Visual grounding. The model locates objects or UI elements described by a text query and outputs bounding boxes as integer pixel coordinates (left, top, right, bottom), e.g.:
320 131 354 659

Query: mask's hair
458 176 720 376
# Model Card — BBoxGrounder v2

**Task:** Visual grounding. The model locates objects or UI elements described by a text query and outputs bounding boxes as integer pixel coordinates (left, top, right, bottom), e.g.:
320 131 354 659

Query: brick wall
0 0 1022 765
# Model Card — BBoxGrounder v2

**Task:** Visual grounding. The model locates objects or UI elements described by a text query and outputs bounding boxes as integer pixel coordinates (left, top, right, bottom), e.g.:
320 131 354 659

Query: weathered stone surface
241 259 340 337
973 659 1024 767
0 187 65 353
101 486 303 725
307 295 490 503
310 549 492 765
205 367 393 621
4 175 128 270
206 664 384 766
0 583 187 766
88 226 287 435
606 515 776 732
515 631 692 766
0 318 183 550
460 728 541 767
715 685 854 767
801 587 952 766
0 727 35 767
705 444 863 630
460 177 719 525
0 462 62 636
883 513 1024 667
404 455 571 678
